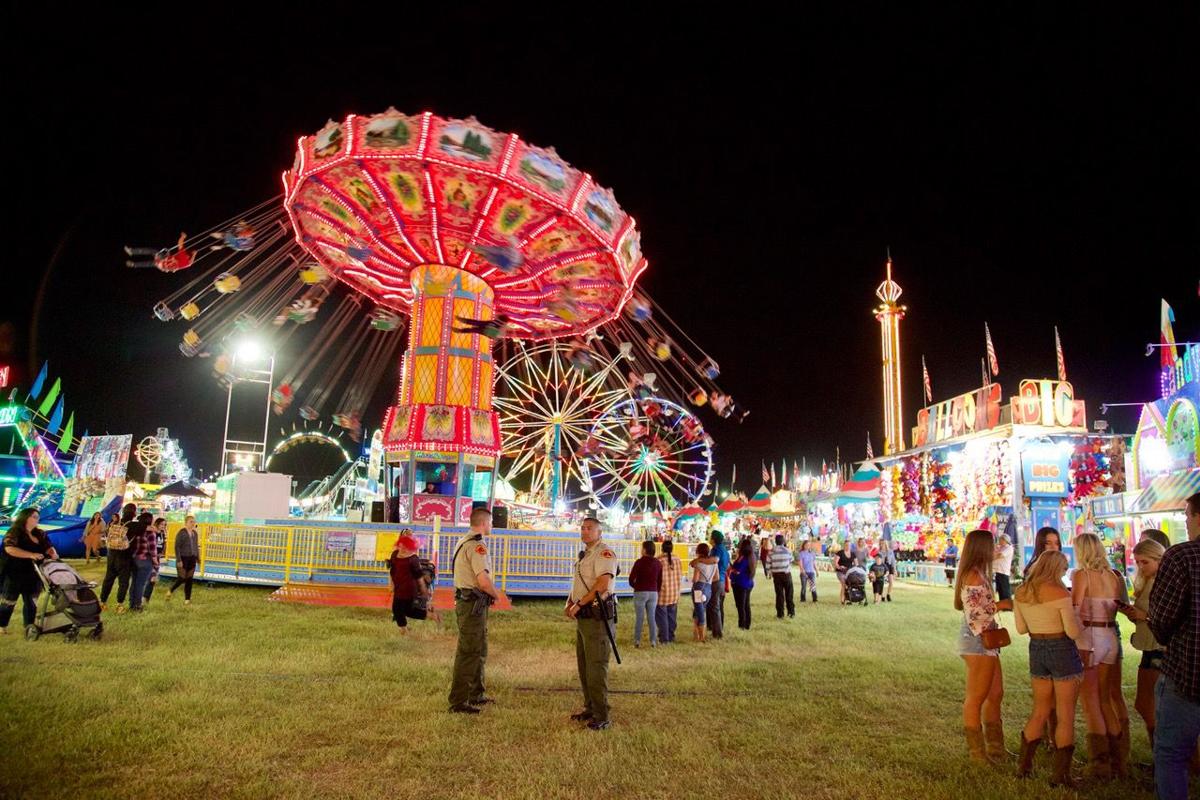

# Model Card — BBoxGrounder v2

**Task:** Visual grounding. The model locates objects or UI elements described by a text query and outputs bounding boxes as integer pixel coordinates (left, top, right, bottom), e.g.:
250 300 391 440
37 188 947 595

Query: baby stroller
26 559 103 642
844 566 869 606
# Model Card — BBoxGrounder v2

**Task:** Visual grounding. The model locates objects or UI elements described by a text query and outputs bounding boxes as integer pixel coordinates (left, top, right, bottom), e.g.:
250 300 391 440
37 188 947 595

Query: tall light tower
873 253 907 454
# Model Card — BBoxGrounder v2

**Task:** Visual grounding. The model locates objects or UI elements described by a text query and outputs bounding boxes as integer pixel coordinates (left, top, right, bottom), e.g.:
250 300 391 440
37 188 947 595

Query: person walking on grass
1012 551 1082 787
835 539 855 604
142 517 167 605
705 531 730 640
798 539 818 603
99 504 136 613
386 531 428 635
82 512 105 563
1147 492 1200 800
167 515 200 605
448 508 500 714
729 538 756 631
768 534 795 618
628 540 661 648
943 538 959 586
759 530 771 580
0 508 57 635
655 540 682 644
1071 532 1124 779
128 512 158 612
690 543 718 643
869 553 889 604
954 529 1006 767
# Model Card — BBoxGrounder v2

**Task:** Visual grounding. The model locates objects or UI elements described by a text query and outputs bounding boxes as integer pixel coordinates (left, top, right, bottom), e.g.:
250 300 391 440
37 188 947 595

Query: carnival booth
875 377 1118 569
1091 341 1199 551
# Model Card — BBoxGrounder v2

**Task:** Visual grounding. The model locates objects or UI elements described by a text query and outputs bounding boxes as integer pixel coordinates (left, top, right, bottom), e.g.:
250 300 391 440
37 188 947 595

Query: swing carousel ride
132 110 742 523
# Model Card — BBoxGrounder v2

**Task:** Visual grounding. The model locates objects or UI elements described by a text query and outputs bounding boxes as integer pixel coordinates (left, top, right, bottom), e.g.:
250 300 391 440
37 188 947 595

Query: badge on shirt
600 549 615 559
475 545 487 555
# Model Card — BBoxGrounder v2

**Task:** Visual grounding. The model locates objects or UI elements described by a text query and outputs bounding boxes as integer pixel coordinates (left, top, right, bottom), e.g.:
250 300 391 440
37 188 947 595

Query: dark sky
7 7 1198 486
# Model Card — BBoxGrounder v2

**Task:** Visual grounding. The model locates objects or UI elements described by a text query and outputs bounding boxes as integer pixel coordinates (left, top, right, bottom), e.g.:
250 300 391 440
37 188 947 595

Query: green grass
0 563 1174 799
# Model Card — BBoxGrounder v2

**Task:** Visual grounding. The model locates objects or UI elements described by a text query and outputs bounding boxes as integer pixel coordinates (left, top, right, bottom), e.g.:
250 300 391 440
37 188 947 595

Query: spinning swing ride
131 109 744 520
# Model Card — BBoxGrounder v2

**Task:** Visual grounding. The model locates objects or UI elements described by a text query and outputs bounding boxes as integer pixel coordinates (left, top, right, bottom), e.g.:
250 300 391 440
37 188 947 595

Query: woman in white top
1012 551 1082 787
690 543 718 643
1071 533 1123 780
953 530 1006 765
992 533 1014 602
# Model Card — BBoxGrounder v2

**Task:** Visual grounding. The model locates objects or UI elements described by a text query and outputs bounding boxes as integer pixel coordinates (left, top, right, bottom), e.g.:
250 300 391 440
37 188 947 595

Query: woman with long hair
953 529 1006 765
0 508 58 634
1013 551 1082 786
729 538 756 630
1071 532 1123 779
690 543 718 643
1120 538 1166 751
1026 526 1061 570
82 512 105 563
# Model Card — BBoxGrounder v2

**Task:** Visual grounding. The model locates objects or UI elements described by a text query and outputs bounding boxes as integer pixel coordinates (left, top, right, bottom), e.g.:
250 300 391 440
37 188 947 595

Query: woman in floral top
953 529 1008 765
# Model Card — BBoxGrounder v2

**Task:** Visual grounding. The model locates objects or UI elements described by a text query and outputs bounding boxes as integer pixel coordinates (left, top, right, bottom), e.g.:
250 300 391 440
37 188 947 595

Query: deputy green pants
448 597 488 708
575 617 611 722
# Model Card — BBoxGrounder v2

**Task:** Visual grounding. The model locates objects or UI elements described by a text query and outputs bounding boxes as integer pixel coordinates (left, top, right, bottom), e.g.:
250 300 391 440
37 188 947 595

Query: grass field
0 562 1177 799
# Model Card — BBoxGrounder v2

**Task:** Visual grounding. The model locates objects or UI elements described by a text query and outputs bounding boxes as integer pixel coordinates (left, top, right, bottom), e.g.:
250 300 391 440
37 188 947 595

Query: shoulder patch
475 545 488 555
600 549 615 559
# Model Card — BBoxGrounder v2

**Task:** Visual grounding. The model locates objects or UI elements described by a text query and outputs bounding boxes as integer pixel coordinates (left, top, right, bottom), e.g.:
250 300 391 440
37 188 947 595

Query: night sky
7 8 1197 487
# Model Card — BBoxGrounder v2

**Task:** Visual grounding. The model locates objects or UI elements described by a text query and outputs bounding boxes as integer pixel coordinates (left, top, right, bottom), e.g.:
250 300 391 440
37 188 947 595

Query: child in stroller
844 565 869 606
28 560 103 641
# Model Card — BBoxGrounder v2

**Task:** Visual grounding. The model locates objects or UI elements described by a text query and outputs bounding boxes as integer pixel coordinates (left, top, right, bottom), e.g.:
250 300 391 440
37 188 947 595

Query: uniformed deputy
564 516 618 730
447 507 501 714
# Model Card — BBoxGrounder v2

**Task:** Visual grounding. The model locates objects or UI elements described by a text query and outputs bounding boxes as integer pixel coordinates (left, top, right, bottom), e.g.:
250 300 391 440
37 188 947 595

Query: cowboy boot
1049 745 1077 788
1015 734 1040 778
1085 732 1112 780
983 720 1008 765
1110 720 1130 779
965 726 989 764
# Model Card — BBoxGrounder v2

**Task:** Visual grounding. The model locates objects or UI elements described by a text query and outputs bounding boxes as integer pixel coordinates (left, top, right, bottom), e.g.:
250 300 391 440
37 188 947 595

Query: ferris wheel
582 396 714 514
493 339 633 508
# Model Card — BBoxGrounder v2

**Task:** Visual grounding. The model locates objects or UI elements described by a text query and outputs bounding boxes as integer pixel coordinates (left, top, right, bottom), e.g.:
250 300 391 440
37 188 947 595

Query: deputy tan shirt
569 539 618 603
452 533 491 589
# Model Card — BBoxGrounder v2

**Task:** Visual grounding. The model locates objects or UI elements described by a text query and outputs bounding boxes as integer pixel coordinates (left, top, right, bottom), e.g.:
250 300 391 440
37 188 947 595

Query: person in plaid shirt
655 541 683 644
1147 492 1200 800
128 512 160 612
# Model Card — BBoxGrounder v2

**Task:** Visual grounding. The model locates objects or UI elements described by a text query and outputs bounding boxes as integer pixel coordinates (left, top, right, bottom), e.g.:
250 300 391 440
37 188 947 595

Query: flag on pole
59 412 75 454
731 464 736 490
1055 327 1067 382
36 378 61 418
1160 299 1178 369
981 358 988 389
762 461 769 484
770 462 777 487
780 458 787 487
922 356 932 404
28 362 48 400
46 397 64 435
985 322 999 376
866 432 874 460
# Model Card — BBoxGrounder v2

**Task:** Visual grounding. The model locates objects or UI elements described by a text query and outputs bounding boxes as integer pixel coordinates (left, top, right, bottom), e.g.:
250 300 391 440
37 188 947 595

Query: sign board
1010 380 1086 428
912 384 1003 448
0 365 9 388
326 532 354 553
1022 445 1072 498
0 404 24 427
353 533 377 562
1161 343 1199 400
75 435 133 481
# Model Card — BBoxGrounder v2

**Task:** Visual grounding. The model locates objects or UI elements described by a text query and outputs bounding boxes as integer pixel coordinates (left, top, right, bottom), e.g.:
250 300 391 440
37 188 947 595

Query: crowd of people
955 493 1200 799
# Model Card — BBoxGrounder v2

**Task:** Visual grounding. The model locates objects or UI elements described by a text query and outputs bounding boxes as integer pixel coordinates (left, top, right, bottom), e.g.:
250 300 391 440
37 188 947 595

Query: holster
470 589 494 616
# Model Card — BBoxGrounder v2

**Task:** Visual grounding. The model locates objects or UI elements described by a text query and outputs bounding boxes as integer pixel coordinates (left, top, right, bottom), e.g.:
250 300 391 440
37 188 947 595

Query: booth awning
1128 468 1200 515
835 464 881 506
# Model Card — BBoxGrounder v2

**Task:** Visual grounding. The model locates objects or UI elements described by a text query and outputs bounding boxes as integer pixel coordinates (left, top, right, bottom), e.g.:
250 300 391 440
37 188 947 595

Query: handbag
980 625 1011 650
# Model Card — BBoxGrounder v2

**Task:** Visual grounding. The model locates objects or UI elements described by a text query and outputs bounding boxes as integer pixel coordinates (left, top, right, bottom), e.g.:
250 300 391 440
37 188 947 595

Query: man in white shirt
992 533 1014 601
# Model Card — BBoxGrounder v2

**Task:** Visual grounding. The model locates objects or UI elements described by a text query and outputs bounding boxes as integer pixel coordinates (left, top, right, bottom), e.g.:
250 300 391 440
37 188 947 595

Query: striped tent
745 486 771 512
717 496 745 513
835 462 882 506
1128 468 1200 515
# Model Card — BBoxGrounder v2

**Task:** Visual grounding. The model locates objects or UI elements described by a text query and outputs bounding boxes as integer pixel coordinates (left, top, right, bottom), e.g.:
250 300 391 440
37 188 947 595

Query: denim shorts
1029 637 1083 681
956 619 999 657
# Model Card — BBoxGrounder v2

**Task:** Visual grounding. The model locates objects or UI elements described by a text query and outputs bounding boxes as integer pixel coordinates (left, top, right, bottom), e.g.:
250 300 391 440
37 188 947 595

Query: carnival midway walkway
0 561 1172 800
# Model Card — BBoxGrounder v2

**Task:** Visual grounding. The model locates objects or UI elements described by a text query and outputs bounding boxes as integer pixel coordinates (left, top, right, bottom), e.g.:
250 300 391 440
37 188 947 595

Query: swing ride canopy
283 110 649 339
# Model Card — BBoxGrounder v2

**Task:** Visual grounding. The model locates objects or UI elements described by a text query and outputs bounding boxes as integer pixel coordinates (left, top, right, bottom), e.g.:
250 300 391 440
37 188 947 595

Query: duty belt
454 588 478 600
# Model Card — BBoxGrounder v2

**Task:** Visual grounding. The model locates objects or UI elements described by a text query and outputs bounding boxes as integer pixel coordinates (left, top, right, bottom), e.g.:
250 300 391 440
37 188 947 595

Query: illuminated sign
912 384 1003 448
1010 380 1086 428
1022 447 1072 498
0 405 18 427
0 365 9 388
1161 343 1199 400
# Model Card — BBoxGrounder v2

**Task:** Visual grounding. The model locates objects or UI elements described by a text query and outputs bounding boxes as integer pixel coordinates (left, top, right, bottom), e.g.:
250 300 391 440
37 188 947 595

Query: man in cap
447 507 501 714
565 516 618 730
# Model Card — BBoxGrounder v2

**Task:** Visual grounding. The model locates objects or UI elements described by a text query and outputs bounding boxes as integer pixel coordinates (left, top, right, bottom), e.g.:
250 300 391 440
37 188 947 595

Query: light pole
221 339 275 476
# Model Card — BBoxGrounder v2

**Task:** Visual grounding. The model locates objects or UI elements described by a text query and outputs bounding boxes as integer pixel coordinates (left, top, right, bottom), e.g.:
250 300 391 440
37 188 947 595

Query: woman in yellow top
1012 551 1082 787
81 512 105 563
1070 533 1124 780
1118 538 1166 750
